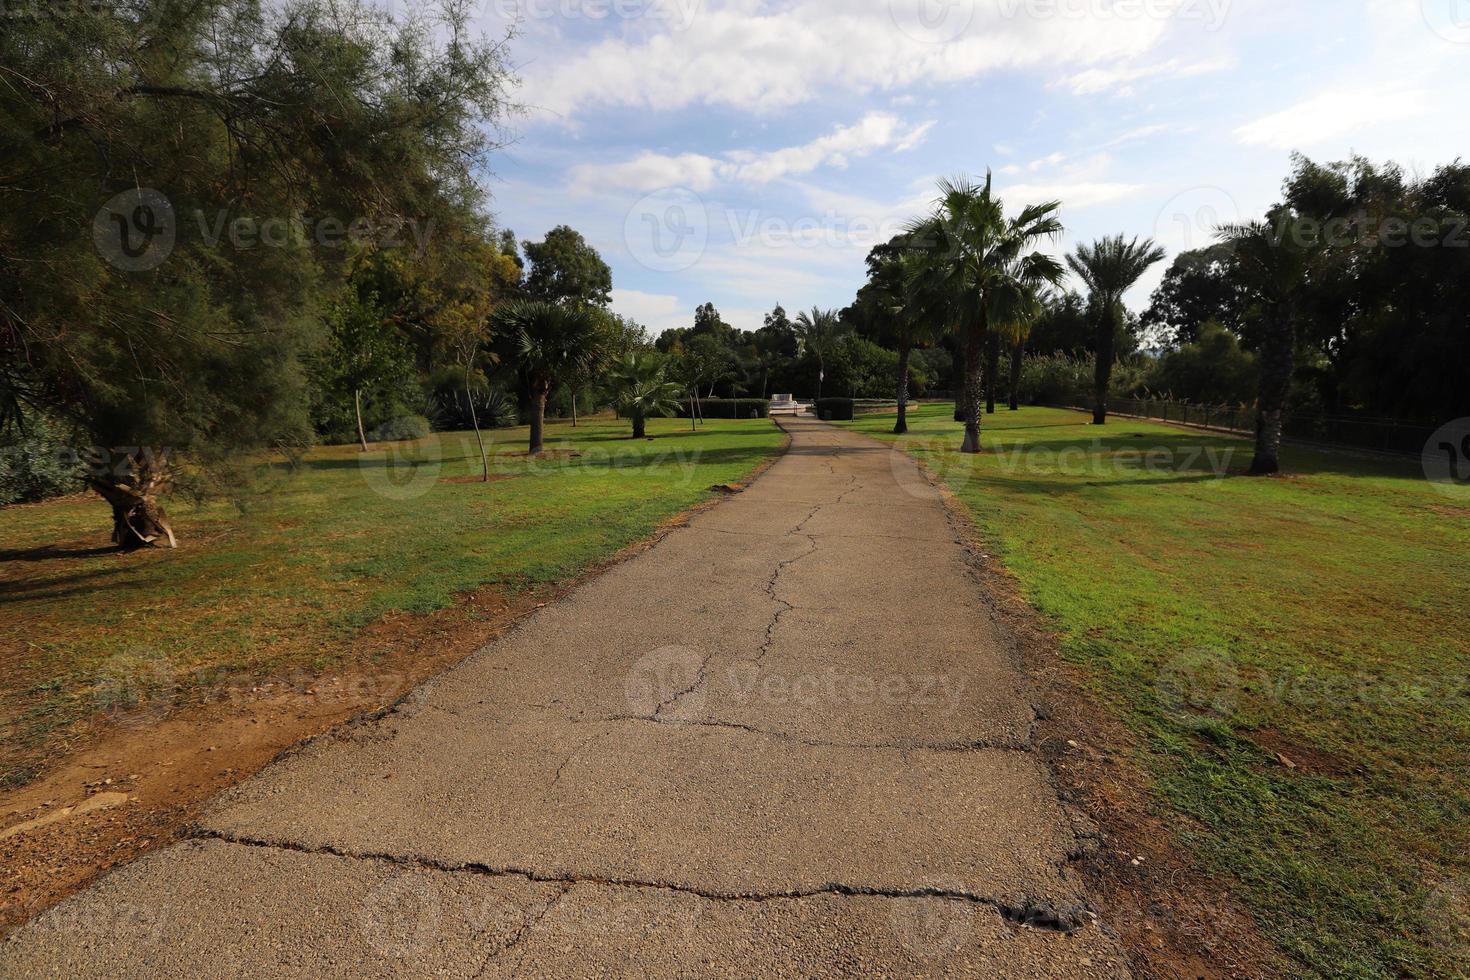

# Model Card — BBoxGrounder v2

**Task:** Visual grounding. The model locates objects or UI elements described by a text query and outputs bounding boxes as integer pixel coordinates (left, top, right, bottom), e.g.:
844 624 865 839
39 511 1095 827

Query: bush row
814 398 855 421
675 399 771 420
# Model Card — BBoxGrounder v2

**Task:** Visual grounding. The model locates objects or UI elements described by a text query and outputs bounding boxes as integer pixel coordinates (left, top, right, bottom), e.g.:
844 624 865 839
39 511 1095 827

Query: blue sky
481 0 1468 337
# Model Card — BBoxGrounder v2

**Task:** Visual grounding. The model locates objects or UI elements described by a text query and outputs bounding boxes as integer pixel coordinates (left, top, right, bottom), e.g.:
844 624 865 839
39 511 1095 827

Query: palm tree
1066 235 1166 425
609 350 682 439
994 285 1046 412
794 307 846 402
910 173 1065 453
1216 208 1317 475
495 300 607 454
868 250 947 434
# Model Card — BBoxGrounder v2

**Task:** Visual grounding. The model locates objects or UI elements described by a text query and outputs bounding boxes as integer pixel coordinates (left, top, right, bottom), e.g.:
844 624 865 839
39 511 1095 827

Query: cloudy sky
482 0 1468 336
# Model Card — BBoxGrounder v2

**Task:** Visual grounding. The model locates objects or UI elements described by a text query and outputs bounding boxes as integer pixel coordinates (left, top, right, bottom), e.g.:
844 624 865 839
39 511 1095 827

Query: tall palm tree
1067 235 1166 425
910 173 1065 453
794 307 846 402
994 285 1046 412
494 300 607 454
1216 208 1317 475
608 350 682 439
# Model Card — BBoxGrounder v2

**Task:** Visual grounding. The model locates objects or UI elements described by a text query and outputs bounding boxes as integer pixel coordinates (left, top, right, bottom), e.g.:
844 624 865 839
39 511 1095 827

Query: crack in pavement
600 713 1032 754
473 881 572 977
195 832 1088 935
756 532 819 664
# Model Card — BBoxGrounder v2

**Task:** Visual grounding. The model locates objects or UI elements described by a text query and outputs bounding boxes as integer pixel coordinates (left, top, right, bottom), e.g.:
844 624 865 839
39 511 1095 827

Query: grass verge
841 403 1469 979
0 415 786 787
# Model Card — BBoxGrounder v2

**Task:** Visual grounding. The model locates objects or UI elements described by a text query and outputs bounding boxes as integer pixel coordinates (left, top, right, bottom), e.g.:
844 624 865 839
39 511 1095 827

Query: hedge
676 399 771 420
814 398 855 421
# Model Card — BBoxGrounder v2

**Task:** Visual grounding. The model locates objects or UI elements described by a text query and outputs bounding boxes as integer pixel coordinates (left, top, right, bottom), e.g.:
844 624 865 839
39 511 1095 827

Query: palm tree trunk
761 369 769 399
354 388 369 452
1250 305 1296 476
1093 299 1118 425
959 318 986 454
950 340 965 423
571 388 578 428
529 383 549 455
466 368 489 483
632 408 647 440
985 331 1000 414
1008 337 1024 411
688 391 697 431
894 340 911 435
816 356 824 402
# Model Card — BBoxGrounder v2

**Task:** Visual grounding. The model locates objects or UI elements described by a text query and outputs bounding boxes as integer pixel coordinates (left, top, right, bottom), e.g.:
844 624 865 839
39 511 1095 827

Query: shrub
1018 353 1150 406
368 415 432 442
0 417 86 506
814 398 855 421
676 399 771 420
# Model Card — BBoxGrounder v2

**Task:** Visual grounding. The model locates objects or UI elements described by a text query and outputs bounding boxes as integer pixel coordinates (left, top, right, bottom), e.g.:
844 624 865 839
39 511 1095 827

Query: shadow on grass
0 544 120 564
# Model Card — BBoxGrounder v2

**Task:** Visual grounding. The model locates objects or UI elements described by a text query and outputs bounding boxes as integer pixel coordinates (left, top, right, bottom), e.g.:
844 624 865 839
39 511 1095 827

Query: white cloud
568 113 935 195
1060 56 1233 95
1234 87 1431 149
520 0 1180 119
610 289 688 334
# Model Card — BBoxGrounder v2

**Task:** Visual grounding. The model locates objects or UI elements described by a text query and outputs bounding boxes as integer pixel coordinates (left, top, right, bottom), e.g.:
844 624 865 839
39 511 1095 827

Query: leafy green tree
322 291 414 453
0 0 515 547
909 174 1064 453
608 351 682 439
1217 211 1319 475
495 301 609 454
522 226 613 307
1067 235 1166 425
1141 244 1250 347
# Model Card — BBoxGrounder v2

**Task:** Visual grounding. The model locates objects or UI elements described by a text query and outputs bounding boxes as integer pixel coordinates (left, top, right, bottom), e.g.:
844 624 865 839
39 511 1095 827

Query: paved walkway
1 417 1129 978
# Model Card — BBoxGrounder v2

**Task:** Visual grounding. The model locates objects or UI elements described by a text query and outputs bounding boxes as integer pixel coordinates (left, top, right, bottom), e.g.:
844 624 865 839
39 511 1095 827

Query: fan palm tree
495 300 607 454
910 173 1065 453
794 307 846 402
609 350 682 439
1067 235 1166 425
995 284 1046 412
1216 209 1317 475
868 250 948 434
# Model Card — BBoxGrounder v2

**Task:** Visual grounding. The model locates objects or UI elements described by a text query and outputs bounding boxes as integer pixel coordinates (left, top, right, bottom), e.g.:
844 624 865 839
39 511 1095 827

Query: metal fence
1049 397 1438 457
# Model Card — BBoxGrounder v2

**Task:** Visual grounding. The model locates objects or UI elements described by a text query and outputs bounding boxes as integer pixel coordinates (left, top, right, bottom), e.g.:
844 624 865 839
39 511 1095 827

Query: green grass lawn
842 403 1470 979
0 415 785 786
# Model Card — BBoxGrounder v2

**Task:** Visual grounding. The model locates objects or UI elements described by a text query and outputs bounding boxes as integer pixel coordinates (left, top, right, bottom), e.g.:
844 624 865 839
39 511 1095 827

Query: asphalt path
2 416 1130 978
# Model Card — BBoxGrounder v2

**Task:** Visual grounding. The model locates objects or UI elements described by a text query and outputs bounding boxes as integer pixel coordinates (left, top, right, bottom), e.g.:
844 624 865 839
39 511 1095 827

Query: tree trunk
816 357 824 403
354 389 369 452
1008 337 1025 411
1093 300 1117 425
529 383 549 455
761 370 769 399
959 316 986 454
950 340 965 422
90 448 177 551
689 391 697 431
1250 305 1296 476
984 330 1000 415
570 388 578 428
466 370 489 483
632 408 647 440
894 340 911 435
